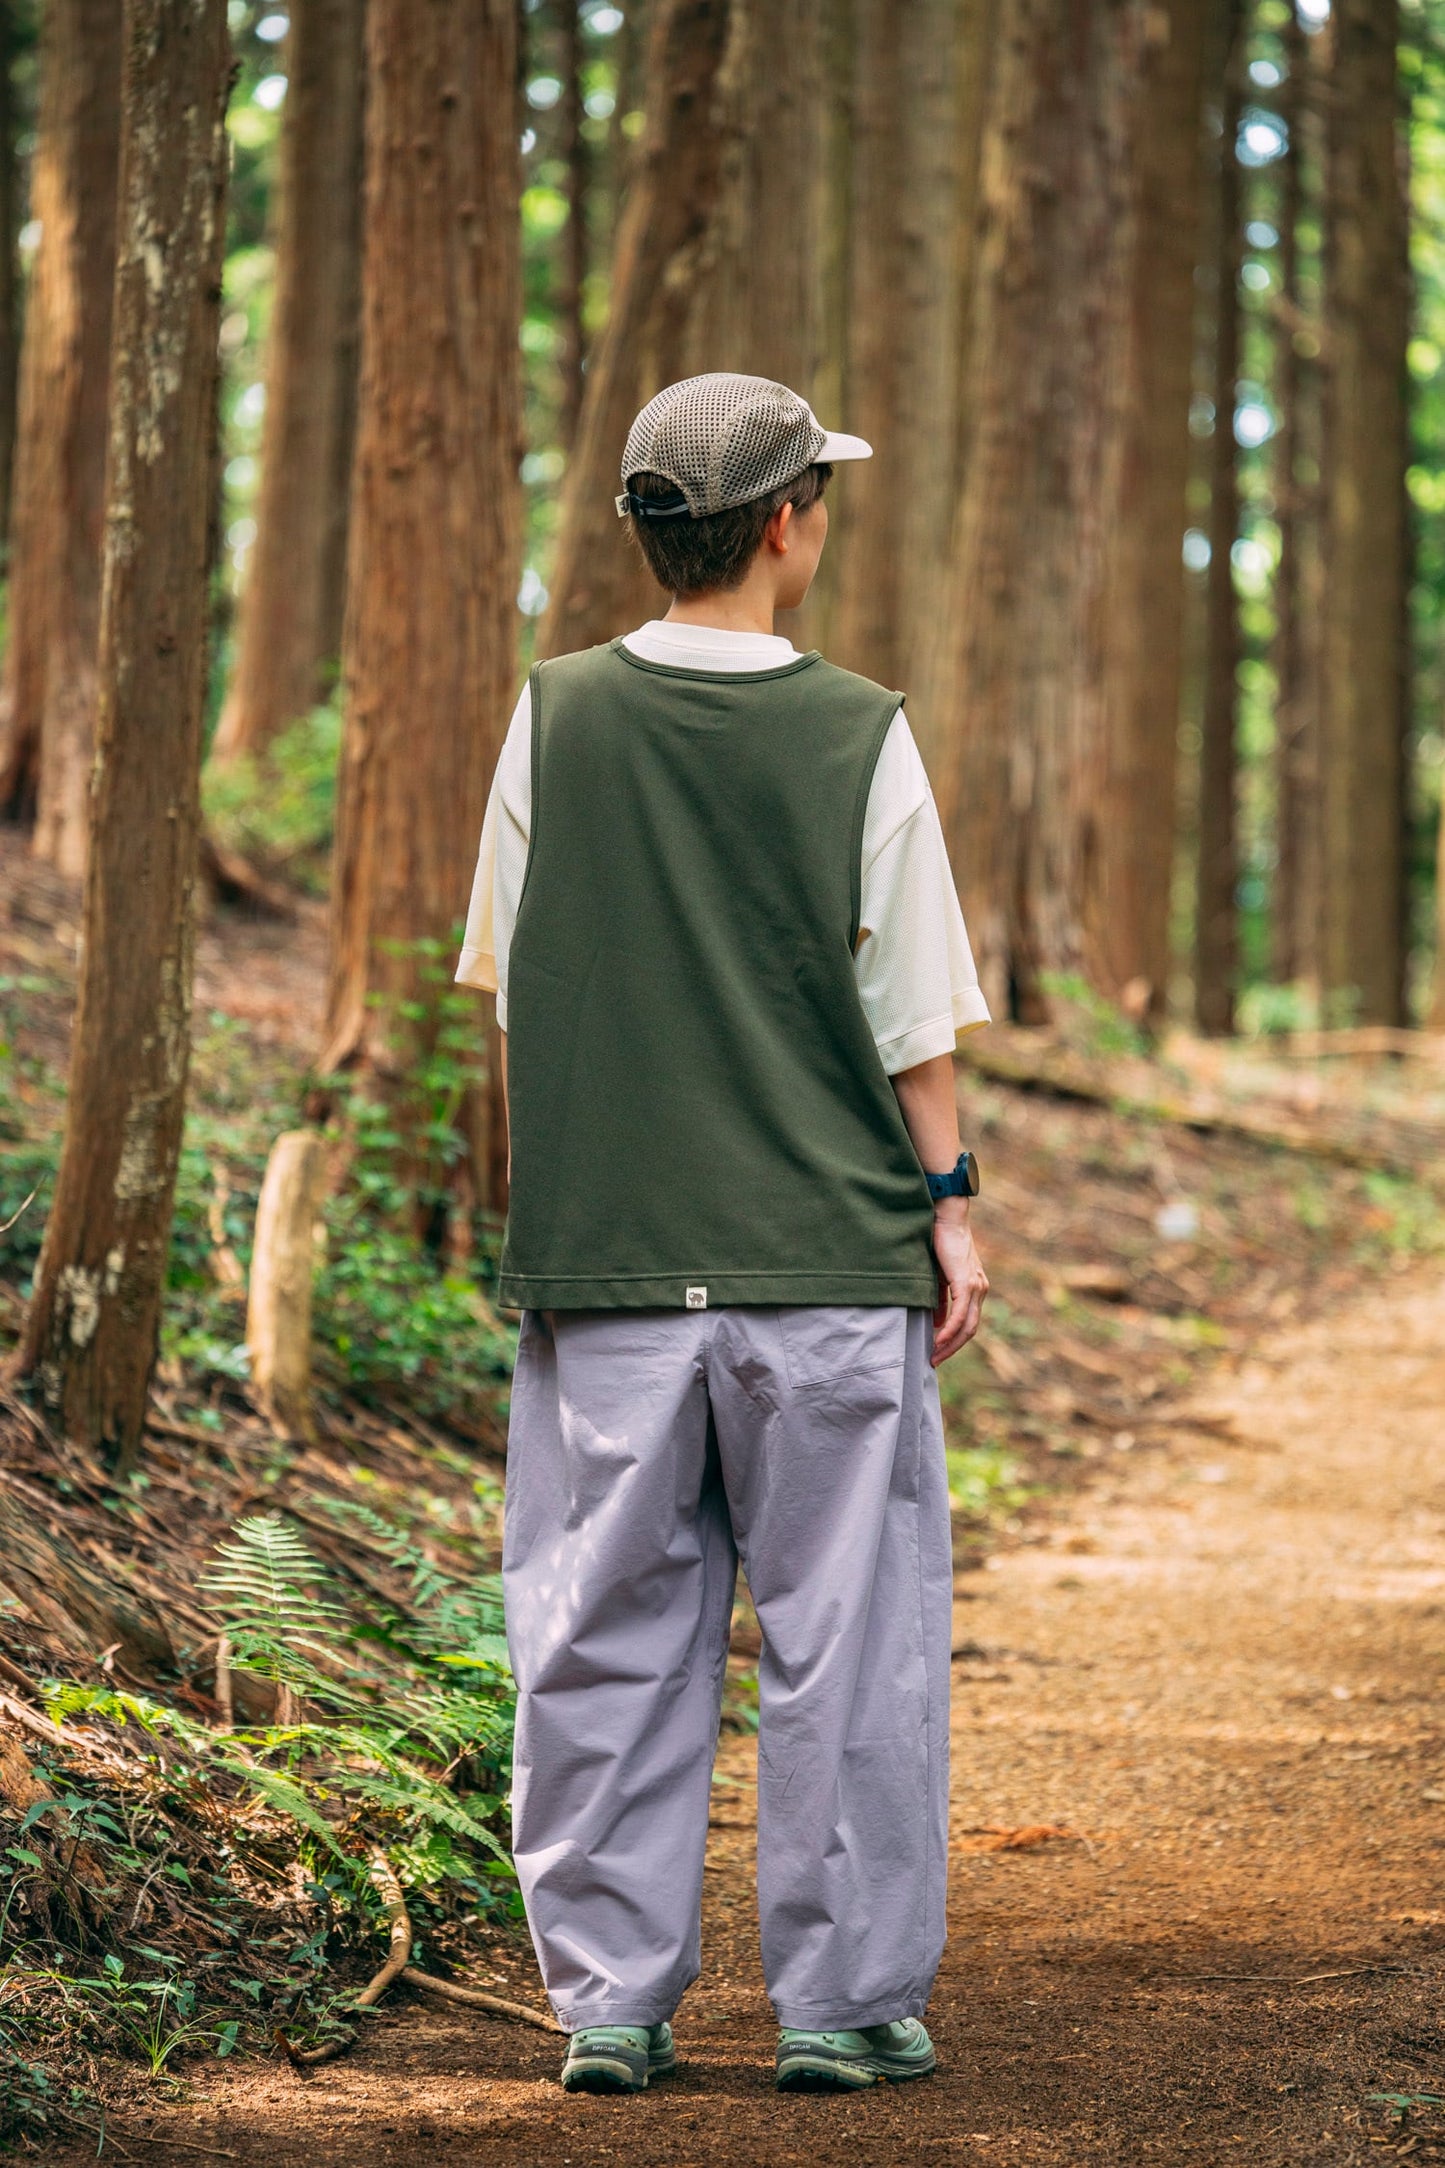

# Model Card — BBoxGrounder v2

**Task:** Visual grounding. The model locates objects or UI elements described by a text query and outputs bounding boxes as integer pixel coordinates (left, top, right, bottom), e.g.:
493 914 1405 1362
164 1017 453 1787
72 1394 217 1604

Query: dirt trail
70 1266 1445 2166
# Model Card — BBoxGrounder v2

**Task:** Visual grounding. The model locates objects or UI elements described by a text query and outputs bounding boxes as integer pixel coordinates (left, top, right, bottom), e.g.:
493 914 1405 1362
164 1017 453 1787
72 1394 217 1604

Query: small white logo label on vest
686 1286 707 1310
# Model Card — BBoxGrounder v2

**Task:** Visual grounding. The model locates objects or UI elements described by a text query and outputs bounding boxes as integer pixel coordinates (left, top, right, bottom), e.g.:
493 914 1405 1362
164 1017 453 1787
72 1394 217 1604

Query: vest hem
498 1270 940 1310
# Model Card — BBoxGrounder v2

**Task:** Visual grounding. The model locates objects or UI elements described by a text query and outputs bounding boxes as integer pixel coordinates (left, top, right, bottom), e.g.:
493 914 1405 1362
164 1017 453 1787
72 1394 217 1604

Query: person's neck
663 585 779 638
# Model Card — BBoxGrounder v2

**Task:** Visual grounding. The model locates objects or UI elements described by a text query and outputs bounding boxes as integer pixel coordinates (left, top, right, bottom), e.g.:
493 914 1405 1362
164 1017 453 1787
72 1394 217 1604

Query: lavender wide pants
502 1303 952 2034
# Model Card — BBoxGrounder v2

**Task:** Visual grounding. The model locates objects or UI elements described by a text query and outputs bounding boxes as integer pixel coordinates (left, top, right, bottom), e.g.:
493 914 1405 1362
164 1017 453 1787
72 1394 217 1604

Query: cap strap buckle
615 488 694 523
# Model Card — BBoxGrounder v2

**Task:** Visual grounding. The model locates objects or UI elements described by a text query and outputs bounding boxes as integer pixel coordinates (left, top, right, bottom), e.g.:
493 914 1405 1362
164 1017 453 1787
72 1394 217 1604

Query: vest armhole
513 659 545 935
849 693 906 952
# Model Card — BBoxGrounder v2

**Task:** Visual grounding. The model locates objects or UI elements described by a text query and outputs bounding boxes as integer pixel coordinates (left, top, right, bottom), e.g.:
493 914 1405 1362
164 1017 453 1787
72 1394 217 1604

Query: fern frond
228 1764 349 1862
203 1516 346 1649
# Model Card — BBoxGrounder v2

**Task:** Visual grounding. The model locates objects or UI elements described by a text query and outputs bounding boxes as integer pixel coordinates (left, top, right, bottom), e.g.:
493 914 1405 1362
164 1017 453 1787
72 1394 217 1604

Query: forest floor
5 836 1445 2164
43 1256 1445 2168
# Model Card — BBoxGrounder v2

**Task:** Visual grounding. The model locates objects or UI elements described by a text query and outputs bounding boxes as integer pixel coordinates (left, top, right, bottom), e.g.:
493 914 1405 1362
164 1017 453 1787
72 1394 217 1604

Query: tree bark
930 0 1145 1023
826 0 968 737
0 3 24 554
210 0 365 765
320 0 521 1216
14 0 231 1465
557 0 588 449
1319 0 1409 1025
1089 0 1211 1024
1195 0 1245 1037
1271 1 1308 987
536 0 737 657
0 0 121 864
689 0 822 395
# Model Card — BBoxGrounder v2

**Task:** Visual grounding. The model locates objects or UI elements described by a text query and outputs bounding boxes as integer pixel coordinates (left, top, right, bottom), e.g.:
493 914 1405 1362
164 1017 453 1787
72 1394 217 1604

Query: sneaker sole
776 2051 935 2093
561 2052 677 2095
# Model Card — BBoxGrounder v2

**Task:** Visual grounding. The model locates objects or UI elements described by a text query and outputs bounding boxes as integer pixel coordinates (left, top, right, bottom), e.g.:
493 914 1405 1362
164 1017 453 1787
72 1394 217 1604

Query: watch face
961 1151 980 1195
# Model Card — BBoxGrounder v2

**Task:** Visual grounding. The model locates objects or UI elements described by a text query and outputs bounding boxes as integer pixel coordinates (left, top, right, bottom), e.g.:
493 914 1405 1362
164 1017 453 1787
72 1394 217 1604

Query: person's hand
930 1197 988 1366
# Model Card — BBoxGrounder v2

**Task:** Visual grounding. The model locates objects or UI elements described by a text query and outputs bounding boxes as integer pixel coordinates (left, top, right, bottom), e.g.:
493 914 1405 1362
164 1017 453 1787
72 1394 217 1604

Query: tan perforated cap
616 372 871 522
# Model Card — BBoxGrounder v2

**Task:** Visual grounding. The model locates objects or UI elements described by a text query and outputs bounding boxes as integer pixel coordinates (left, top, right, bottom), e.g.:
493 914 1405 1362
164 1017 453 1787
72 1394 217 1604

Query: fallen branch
280 1849 413 2069
108 2126 237 2159
0 1647 41 1698
1168 1964 1409 1986
400 1966 562 2033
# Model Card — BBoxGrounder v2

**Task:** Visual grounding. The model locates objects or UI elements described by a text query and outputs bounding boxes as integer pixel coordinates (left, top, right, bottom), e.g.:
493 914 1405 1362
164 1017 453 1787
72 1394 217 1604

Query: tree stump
246 1131 328 1442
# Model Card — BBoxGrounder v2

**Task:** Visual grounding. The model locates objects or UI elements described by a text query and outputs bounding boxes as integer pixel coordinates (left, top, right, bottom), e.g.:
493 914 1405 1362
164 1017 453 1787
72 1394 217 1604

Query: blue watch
925 1150 980 1202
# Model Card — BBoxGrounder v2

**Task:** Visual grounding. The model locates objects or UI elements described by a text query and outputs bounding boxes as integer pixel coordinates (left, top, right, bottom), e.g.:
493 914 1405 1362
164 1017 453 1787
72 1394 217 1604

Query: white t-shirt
455 620 990 1074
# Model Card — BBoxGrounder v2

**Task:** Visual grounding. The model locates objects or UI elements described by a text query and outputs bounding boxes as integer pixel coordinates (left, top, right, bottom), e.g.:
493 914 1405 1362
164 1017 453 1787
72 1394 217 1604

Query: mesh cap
616 373 871 522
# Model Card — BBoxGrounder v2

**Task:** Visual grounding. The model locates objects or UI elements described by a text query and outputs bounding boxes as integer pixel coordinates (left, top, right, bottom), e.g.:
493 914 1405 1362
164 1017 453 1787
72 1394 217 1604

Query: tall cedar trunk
0 3 22 552
15 0 230 1463
1271 2 1307 984
688 0 821 393
537 0 736 657
557 0 587 448
1088 0 1210 1023
210 0 365 764
321 0 521 1218
1320 0 1408 1025
930 0 1143 1023
1195 0 1244 1037
826 0 964 743
0 0 121 861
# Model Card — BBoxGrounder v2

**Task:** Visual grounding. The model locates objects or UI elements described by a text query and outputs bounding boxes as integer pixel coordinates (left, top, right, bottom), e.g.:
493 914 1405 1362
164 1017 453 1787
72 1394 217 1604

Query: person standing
457 374 990 2094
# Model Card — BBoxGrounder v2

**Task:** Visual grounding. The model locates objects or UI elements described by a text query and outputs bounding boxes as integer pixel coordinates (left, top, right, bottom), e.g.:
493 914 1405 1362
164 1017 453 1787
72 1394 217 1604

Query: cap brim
816 428 872 462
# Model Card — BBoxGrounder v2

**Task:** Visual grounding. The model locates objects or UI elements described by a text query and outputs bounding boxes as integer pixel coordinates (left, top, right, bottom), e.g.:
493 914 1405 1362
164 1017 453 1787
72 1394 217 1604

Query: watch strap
925 1150 979 1201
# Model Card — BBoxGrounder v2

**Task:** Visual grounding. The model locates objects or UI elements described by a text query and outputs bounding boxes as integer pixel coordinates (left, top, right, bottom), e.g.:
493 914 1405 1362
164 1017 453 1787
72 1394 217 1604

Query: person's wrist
933 1193 972 1229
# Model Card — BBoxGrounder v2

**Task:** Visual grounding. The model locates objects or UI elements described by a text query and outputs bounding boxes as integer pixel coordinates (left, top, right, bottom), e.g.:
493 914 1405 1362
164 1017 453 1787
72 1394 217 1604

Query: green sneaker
559 2021 676 2093
775 2017 936 2091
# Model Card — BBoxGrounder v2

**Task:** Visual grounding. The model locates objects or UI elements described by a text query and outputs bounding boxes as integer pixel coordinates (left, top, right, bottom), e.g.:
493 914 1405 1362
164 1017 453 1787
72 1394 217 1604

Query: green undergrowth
0 1513 518 2148
0 966 516 1435
200 694 343 894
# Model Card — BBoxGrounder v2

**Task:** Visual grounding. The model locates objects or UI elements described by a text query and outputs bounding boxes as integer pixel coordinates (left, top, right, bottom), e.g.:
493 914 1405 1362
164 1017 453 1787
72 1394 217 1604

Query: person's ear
766 500 795 555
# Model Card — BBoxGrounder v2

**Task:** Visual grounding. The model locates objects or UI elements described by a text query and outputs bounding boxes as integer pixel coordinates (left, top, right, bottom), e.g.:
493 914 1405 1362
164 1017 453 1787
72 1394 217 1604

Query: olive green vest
498 638 938 1311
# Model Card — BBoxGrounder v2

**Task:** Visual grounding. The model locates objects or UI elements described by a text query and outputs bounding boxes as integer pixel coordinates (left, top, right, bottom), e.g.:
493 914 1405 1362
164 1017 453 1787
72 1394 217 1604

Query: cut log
246 1131 328 1443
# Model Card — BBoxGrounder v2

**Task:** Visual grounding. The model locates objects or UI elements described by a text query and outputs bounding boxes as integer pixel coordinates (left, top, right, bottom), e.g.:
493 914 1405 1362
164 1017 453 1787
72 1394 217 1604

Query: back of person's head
626 462 832 598
615 372 870 599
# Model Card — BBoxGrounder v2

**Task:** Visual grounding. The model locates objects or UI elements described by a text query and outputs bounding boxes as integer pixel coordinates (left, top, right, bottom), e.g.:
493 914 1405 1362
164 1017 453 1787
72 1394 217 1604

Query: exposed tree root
276 1852 560 2069
279 1850 414 2068
400 1966 562 2033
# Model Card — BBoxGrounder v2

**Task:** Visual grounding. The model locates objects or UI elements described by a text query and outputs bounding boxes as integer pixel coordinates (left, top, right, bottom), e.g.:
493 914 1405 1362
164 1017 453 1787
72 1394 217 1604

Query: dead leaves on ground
954 1823 1094 1855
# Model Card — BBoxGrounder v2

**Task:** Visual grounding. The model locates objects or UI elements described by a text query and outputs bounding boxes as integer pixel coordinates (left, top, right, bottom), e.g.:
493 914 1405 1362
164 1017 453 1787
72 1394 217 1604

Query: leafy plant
200 693 343 891
198 1515 517 1887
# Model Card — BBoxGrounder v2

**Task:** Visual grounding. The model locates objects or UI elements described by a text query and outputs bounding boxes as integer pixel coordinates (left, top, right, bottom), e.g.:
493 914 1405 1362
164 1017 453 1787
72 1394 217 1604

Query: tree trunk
14 0 231 1465
690 0 822 395
1319 0 1408 1025
536 0 737 658
557 0 588 449
0 3 23 554
210 0 365 765
320 0 521 1217
826 0 967 736
1195 0 1245 1037
0 0 121 863
1089 0 1210 1025
1271 2 1307 986
930 0 1145 1024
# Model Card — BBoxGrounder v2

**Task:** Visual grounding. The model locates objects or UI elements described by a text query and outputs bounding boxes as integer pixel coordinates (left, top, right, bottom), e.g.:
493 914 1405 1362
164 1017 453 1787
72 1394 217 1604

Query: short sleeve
454 680 533 1028
853 714 990 1075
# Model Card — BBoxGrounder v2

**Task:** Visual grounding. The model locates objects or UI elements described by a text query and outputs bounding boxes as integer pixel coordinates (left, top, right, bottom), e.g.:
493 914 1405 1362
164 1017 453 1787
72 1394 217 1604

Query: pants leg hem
772 1987 931 2031
551 1998 681 2033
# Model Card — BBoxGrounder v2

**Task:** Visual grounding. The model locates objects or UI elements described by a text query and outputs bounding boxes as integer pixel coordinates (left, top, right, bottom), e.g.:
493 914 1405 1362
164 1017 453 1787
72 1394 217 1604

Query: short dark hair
624 462 833 598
